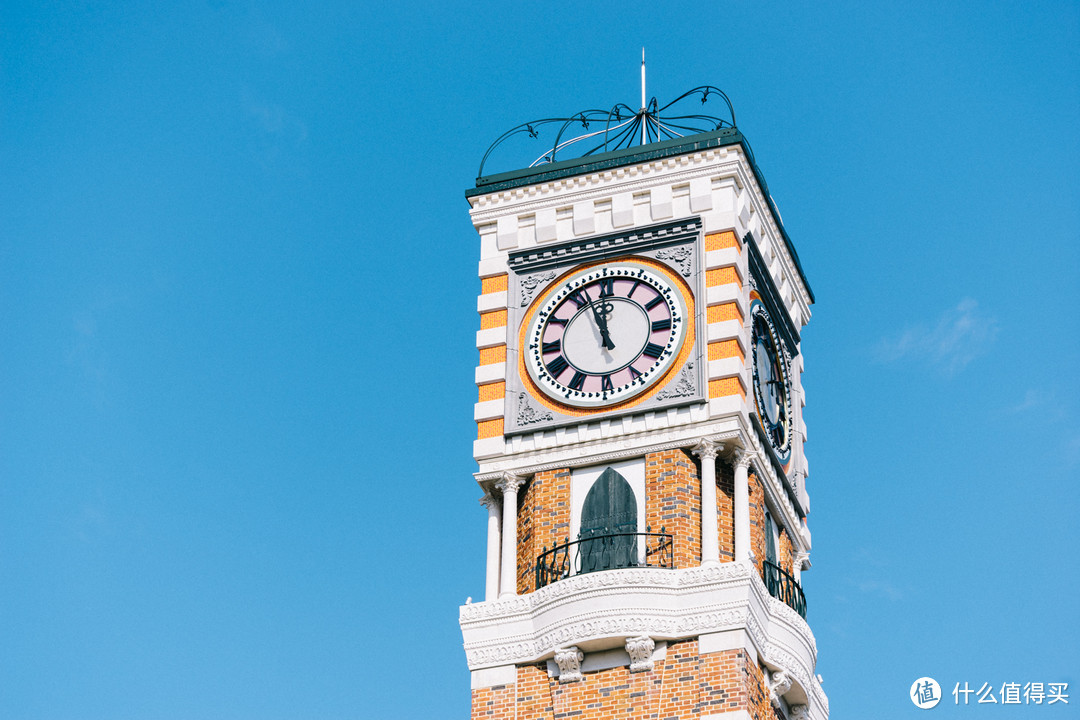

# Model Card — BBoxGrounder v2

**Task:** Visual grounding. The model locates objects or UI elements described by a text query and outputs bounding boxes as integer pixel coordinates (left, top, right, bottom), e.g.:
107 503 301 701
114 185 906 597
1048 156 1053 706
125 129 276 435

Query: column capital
732 447 758 470
691 437 722 460
479 493 499 510
495 472 526 495
794 550 811 570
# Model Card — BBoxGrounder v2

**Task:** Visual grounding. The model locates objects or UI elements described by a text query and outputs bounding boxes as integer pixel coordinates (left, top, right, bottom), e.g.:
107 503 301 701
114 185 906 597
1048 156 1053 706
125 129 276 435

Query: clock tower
460 86 827 720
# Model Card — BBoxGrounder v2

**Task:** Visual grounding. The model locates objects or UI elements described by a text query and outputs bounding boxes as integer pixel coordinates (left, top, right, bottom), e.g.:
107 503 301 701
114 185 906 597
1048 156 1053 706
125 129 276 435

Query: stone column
693 438 721 565
733 450 755 563
480 492 501 601
496 473 526 598
793 550 810 583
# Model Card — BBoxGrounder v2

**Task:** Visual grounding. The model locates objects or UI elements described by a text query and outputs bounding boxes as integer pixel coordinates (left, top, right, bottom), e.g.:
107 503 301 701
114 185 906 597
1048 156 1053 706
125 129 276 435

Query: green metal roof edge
466 128 814 303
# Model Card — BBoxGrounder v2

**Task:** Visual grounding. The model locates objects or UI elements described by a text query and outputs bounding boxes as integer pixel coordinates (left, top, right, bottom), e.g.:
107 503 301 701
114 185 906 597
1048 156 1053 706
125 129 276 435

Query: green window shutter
579 467 638 574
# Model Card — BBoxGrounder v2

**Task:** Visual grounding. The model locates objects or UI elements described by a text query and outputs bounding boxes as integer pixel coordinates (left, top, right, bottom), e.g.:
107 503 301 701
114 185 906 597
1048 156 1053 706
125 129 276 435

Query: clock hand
584 288 616 350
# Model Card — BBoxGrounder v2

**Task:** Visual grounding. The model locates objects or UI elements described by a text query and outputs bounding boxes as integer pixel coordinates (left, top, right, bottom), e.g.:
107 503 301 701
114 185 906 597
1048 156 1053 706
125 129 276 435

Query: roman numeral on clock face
601 374 614 392
642 342 665 359
596 278 615 298
546 355 570 378
566 289 589 308
541 340 561 354
645 295 665 311
567 371 587 391
651 318 671 332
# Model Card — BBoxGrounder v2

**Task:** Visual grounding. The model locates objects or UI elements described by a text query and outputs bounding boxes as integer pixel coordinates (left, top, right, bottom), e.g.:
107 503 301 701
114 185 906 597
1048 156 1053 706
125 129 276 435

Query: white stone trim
497 215 518 250
473 436 505 460
478 256 508 278
475 327 506 349
700 711 753 720
475 362 507 386
707 320 743 342
704 247 740 270
698 628 758 660
708 357 744 380
459 563 827 715
470 664 516 689
705 281 744 308
476 424 742 481
474 399 504 422
477 291 508 313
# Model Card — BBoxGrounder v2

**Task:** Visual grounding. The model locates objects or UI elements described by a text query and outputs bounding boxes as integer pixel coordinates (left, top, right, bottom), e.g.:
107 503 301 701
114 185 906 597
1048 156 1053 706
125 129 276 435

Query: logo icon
911 677 942 709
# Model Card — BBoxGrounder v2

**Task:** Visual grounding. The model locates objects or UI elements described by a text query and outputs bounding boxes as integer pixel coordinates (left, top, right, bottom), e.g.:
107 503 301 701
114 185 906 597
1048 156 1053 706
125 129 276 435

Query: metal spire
640 49 646 145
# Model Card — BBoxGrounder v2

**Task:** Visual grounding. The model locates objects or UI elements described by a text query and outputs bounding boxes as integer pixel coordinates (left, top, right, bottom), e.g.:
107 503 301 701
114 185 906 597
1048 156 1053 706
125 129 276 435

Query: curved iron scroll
535 530 673 589
478 86 738 179
762 559 807 618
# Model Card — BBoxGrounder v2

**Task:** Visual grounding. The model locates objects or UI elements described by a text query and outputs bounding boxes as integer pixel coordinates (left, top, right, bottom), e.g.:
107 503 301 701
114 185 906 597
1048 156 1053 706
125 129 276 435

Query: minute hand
585 289 616 350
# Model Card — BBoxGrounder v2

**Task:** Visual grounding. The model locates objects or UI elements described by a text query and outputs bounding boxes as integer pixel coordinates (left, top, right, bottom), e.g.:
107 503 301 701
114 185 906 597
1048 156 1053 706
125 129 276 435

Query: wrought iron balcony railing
535 529 674 589
762 559 806 618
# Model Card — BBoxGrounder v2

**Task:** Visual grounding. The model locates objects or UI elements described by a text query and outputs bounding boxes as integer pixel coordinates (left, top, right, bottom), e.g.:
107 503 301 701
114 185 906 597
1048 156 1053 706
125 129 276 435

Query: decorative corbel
768 669 792 707
554 647 584 683
625 635 655 673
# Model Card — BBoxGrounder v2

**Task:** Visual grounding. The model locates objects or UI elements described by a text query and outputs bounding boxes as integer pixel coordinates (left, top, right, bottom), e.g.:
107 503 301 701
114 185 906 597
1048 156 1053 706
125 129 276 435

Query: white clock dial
523 262 689 408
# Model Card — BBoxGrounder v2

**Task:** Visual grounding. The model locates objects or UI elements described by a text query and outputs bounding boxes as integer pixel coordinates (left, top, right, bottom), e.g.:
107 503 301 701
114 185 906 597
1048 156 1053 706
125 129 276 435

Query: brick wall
716 459 735 563
516 468 572 594
749 472 767 581
471 641 775 719
645 449 701 569
778 526 794 577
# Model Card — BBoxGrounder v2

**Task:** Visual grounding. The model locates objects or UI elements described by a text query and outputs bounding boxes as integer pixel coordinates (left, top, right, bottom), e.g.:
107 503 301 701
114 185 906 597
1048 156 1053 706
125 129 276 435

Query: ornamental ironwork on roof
476 85 739 181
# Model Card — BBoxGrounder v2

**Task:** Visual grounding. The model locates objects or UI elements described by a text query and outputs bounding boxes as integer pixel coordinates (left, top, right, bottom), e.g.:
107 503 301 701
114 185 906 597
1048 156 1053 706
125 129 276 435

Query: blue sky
1 1 1077 718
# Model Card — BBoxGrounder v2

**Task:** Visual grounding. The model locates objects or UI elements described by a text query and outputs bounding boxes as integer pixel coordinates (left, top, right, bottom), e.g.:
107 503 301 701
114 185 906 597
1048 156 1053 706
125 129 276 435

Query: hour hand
586 292 615 350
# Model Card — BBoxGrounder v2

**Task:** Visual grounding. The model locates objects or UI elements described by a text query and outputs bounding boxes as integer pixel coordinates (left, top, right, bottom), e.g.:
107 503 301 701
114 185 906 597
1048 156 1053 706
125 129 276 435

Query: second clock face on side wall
751 302 793 458
523 262 689 408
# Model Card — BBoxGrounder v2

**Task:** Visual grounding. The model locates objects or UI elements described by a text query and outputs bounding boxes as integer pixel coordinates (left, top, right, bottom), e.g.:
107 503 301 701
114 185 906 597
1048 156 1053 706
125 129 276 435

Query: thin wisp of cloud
875 298 997 374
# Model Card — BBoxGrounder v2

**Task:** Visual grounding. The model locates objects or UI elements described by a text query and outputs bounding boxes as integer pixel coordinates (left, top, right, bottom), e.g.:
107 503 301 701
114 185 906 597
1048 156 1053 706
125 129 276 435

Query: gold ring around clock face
523 261 688 408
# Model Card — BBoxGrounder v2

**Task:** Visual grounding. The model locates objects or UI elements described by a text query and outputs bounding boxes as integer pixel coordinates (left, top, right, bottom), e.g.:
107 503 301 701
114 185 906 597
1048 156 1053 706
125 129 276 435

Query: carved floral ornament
495 472 526 495
625 635 655 673
554 646 584 683
691 436 722 461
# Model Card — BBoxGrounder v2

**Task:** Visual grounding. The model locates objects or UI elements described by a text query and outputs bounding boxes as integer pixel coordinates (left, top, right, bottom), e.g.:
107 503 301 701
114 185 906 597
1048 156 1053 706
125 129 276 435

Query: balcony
762 559 806 618
535 530 674 589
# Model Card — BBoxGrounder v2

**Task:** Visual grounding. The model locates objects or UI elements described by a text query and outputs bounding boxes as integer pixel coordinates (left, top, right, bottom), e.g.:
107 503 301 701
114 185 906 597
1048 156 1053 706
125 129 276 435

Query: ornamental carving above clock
502 219 705 435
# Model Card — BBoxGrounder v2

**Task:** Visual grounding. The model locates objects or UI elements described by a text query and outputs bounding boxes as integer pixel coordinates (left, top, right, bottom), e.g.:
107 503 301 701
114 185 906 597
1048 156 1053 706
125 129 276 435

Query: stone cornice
459 562 826 716
468 152 743 221
475 427 741 484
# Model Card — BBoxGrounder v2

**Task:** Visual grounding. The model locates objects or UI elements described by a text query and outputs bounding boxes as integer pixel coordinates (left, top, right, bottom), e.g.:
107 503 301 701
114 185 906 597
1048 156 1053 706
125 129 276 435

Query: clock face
751 303 792 457
523 262 689 408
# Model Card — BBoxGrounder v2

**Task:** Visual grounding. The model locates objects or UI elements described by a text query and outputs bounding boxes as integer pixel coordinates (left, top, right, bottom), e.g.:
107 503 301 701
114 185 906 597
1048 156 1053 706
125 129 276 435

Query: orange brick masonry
471 641 776 720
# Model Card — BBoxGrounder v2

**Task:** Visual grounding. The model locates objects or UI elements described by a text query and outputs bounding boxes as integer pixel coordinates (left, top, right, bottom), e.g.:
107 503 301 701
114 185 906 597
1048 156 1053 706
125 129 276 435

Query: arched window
578 467 638 574
764 510 778 566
